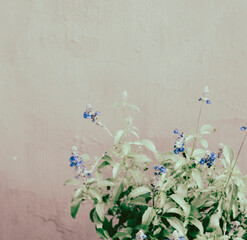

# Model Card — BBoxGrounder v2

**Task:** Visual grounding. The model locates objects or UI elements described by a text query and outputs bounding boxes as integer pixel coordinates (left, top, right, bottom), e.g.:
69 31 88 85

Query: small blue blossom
240 126 246 131
206 100 211 104
160 166 167 173
180 237 186 240
83 104 100 123
174 129 179 134
87 173 91 178
200 159 205 165
174 148 179 154
154 165 167 174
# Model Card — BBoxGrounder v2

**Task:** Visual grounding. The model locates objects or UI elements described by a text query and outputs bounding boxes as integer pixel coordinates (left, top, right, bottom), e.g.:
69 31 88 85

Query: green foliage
65 94 247 240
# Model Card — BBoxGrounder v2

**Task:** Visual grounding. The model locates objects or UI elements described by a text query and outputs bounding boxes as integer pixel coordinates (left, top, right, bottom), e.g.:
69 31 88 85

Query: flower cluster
154 165 167 175
69 146 91 179
200 151 217 168
135 230 147 240
198 86 211 104
83 104 100 123
173 129 185 154
168 230 186 240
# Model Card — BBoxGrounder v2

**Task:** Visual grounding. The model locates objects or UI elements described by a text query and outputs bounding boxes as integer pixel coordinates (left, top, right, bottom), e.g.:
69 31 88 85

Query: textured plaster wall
1 1 247 239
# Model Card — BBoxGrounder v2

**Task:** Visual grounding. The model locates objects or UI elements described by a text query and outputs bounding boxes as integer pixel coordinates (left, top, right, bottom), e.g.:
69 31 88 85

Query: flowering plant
65 89 247 240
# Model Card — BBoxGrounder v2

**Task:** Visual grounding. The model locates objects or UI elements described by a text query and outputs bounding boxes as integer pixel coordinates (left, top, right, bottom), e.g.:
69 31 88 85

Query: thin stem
224 132 247 190
190 103 204 159
102 125 114 138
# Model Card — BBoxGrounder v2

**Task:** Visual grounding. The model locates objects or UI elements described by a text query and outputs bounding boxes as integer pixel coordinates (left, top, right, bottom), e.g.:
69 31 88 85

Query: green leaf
122 143 131 156
223 145 234 166
127 104 140 112
74 187 83 198
199 139 208 149
140 139 157 153
166 207 184 216
142 207 155 228
98 160 111 170
71 198 83 218
113 162 121 179
170 194 190 218
200 124 216 134
166 217 186 236
96 228 108 239
131 130 139 139
190 218 204 234
96 203 105 221
207 213 222 235
97 180 115 188
129 186 151 199
192 149 205 160
89 188 102 202
130 197 148 206
64 178 81 186
114 130 124 145
192 169 204 189
133 154 151 165
112 182 124 203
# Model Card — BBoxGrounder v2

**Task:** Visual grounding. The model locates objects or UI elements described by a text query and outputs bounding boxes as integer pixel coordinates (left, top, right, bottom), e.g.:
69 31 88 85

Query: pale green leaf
166 217 186 236
71 198 83 218
129 186 151 199
141 139 157 153
112 182 124 203
170 194 190 218
127 104 140 112
190 218 204 234
113 162 122 179
199 139 208 149
142 207 155 228
223 145 234 166
192 169 204 189
200 124 216 134
114 130 124 145
97 180 115 188
96 203 105 221
64 178 81 186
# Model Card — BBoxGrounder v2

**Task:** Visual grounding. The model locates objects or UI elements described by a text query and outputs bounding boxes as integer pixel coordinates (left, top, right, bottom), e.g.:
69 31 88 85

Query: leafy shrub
65 89 247 240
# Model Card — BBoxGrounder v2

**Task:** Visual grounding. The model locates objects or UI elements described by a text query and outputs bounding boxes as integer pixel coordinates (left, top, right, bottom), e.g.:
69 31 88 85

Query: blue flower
206 100 211 104
83 104 100 123
154 165 167 174
87 173 91 178
240 126 246 131
200 158 205 165
180 237 186 240
174 148 179 154
174 129 179 134
160 166 166 173
179 147 185 152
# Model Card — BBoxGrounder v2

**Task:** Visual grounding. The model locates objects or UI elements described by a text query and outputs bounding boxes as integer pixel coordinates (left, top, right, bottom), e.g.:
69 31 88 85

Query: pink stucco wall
1 1 247 239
